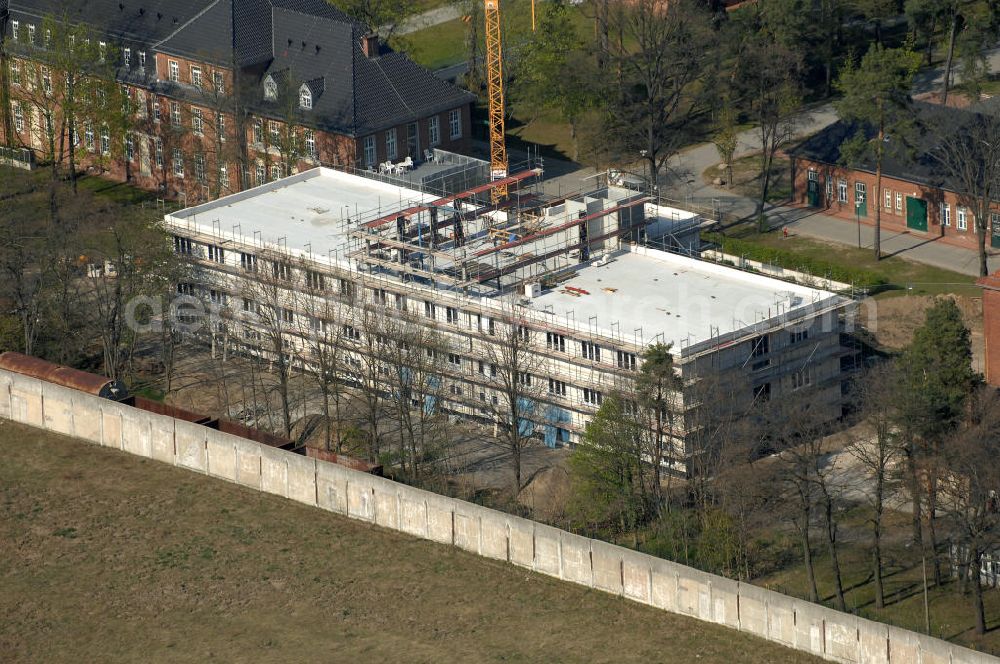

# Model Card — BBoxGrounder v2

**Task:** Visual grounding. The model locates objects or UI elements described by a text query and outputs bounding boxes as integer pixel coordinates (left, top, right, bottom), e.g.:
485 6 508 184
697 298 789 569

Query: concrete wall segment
559 531 593 587
174 419 207 472
286 452 318 507
590 539 624 596
205 429 239 482
258 444 288 497
40 381 76 437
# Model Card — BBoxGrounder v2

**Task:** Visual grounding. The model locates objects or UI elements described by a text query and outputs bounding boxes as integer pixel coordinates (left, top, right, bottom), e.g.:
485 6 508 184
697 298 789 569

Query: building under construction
163 166 854 469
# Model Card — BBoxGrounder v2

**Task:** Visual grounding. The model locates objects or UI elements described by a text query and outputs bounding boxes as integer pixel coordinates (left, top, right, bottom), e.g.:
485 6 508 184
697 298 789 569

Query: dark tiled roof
788 102 995 191
8 0 475 138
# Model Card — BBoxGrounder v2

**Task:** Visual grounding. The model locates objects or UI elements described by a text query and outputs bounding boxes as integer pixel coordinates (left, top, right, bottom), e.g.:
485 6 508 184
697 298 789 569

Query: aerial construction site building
163 166 855 471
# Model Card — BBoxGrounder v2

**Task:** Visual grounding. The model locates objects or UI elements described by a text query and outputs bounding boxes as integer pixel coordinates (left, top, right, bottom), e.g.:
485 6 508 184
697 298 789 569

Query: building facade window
270 163 281 181
448 109 461 139
581 341 600 362
616 350 637 370
942 203 951 226
41 67 52 94
548 378 567 397
100 126 110 155
153 101 161 122
207 245 224 263
216 113 226 141
837 179 847 203
195 154 207 184
172 148 184 177
255 161 265 186
84 123 95 151
299 85 312 110
884 188 892 209
214 71 225 94
191 66 202 87
139 51 147 69
123 48 131 66
428 115 440 146
170 102 181 127
11 20 18 42
264 76 277 100
303 129 316 158
192 108 203 134
583 388 603 406
270 121 280 144
385 128 397 160
12 103 23 132
27 24 35 45
546 332 565 352
791 367 814 390
125 135 134 161
957 206 968 231
363 135 376 167
168 60 179 82
253 119 263 144
895 192 903 212
854 181 866 205
219 163 229 189
154 137 163 168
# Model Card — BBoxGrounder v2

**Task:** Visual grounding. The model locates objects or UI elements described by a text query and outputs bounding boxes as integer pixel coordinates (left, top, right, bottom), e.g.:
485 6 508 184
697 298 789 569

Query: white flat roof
527 246 843 352
169 167 435 257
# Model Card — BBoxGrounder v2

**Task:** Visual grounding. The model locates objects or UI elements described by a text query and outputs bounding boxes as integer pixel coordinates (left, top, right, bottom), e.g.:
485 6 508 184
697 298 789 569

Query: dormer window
299 84 312 110
263 75 277 101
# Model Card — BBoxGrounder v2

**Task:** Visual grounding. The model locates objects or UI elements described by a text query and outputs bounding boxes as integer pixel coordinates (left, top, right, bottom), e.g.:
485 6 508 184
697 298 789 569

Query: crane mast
484 0 508 203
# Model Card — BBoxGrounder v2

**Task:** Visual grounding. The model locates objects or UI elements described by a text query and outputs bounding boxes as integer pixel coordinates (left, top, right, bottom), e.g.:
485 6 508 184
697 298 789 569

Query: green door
905 196 928 232
992 213 1000 248
855 182 867 217
807 179 820 207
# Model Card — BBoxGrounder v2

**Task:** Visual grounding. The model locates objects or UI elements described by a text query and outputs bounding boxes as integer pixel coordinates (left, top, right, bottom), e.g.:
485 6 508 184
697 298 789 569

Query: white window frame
448 109 461 139
263 76 277 100
172 148 184 177
191 107 203 134
123 47 131 67
12 102 23 132
27 24 35 45
884 188 892 209
195 153 207 184
582 388 603 406
139 51 147 69
168 60 179 82
837 179 847 204
363 135 376 167
957 206 968 231
943 203 951 227
100 126 110 155
299 84 312 110
170 102 181 127
191 66 202 88
213 71 225 94
11 20 18 42
895 192 903 212
428 115 440 146
385 127 397 160
304 128 316 158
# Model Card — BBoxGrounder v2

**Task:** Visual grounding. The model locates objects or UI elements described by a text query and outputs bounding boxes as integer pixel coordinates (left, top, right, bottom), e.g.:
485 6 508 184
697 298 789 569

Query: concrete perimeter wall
1 367 995 664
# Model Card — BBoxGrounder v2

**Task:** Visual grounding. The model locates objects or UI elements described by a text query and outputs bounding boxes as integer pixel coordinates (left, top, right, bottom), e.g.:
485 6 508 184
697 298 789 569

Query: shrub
703 233 887 290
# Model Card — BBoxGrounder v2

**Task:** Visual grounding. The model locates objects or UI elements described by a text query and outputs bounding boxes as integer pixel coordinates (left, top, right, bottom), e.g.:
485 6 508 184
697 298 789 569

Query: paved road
395 3 463 36
762 205 999 277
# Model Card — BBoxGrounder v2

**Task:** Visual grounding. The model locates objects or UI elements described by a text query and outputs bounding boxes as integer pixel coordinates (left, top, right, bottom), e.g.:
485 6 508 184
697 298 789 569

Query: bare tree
939 386 1000 635
848 365 902 610
601 0 714 187
240 252 299 436
477 301 546 498
296 270 350 452
928 108 1000 277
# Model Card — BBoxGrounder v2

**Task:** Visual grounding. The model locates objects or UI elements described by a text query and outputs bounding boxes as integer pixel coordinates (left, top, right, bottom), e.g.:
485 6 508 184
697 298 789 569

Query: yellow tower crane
484 0 508 203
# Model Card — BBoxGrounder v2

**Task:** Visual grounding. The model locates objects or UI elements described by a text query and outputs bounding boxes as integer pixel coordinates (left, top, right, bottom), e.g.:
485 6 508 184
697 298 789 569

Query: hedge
702 233 887 290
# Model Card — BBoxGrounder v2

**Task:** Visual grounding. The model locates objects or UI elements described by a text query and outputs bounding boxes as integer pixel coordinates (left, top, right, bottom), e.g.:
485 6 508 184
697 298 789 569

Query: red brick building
0 0 475 203
789 112 1000 254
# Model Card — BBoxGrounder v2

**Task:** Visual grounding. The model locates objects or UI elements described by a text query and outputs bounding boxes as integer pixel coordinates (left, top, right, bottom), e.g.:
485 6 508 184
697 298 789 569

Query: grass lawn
714 224 979 299
0 420 823 663
757 508 1000 655
397 17 468 70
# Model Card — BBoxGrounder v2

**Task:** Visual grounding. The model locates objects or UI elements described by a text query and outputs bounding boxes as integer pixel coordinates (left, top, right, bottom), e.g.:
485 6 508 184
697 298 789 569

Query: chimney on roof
360 33 380 58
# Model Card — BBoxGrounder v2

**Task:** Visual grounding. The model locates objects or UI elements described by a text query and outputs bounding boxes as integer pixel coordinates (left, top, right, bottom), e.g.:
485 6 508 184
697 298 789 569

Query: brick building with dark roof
0 0 476 201
788 101 1000 255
